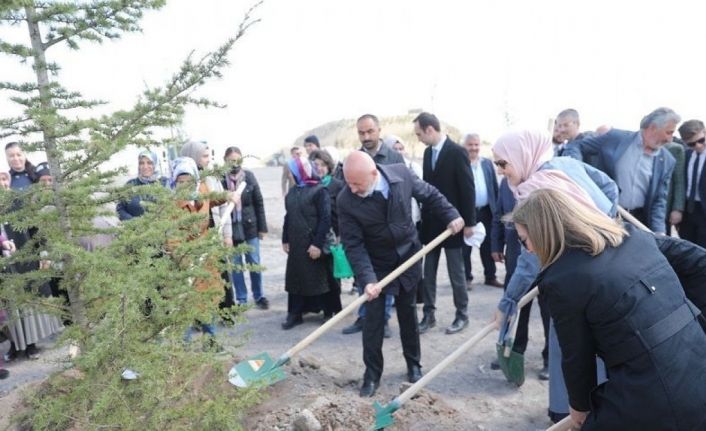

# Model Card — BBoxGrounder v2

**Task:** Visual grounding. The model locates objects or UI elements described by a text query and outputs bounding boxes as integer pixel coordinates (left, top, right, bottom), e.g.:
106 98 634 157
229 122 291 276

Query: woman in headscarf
2 144 62 361
309 149 343 320
510 188 706 430
281 155 333 329
490 130 619 422
168 157 236 346
116 149 169 221
222 147 269 310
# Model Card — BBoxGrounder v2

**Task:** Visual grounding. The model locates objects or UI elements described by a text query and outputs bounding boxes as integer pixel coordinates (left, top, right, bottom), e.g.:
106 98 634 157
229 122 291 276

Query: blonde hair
509 189 627 267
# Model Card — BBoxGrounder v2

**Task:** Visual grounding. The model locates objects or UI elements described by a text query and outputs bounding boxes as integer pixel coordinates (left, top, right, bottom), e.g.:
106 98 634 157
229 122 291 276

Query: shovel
546 416 575 431
617 206 651 233
228 227 455 388
496 286 540 386
371 286 539 430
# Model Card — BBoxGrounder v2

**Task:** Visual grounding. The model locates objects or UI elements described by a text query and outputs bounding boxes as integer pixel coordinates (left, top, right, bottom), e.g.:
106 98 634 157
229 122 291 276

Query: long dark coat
538 225 706 430
283 185 330 296
421 137 475 248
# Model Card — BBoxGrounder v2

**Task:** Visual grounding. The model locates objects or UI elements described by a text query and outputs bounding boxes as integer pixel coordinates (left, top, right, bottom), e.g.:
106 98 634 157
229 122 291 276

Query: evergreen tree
0 1 264 429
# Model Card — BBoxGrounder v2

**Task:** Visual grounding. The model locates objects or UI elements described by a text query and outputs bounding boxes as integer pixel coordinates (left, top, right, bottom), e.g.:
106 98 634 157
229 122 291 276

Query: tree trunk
24 5 88 333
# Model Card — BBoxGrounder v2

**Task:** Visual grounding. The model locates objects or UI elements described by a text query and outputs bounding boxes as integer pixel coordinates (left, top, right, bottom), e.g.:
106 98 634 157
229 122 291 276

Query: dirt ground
0 167 552 431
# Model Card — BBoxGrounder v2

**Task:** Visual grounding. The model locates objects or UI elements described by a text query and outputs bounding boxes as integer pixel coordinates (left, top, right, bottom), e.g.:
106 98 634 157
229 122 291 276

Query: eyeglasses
686 137 706 147
493 160 509 169
519 237 528 249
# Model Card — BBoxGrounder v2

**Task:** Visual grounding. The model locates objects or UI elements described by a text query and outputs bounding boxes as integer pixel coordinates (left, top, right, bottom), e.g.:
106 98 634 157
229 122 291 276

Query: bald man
337 151 462 397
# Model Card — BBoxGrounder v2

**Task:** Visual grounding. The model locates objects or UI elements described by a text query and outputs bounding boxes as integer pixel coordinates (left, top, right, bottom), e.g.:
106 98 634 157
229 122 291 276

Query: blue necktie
431 148 439 170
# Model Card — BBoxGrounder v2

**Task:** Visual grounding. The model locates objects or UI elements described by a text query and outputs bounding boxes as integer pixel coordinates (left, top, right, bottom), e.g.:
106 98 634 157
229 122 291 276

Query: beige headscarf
492 130 602 215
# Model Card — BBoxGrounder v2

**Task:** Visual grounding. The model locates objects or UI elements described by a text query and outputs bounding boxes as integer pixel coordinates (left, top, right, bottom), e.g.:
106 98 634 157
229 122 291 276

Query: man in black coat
414 112 476 335
337 151 463 397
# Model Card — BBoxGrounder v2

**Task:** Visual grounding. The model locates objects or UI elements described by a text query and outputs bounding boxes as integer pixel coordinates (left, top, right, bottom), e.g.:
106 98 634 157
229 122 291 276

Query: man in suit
337 151 462 397
461 133 501 289
664 139 686 235
340 114 403 336
564 107 679 234
677 119 706 247
414 112 476 335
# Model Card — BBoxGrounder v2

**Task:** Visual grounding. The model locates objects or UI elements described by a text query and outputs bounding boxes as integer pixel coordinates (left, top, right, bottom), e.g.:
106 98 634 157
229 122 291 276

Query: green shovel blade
496 343 526 387
228 352 287 388
371 399 400 430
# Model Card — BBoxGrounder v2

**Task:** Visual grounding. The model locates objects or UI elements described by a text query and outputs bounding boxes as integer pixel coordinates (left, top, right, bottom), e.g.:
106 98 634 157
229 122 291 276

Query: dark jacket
538 225 706 430
421 137 475 248
476 157 499 214
116 177 169 221
654 232 706 315
685 148 706 204
490 178 518 255
222 170 267 241
564 129 676 232
337 163 459 295
324 177 344 236
333 141 405 181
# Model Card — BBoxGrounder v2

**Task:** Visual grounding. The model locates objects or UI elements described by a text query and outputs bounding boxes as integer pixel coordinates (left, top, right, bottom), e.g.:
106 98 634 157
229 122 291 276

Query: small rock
292 409 322 431
298 355 321 370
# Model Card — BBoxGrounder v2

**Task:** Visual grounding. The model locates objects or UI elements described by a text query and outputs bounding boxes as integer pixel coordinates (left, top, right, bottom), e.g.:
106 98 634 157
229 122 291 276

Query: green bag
331 244 354 279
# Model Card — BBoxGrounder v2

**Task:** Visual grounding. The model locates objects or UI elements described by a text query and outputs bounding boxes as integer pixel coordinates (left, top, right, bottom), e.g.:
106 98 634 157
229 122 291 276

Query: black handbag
232 220 246 243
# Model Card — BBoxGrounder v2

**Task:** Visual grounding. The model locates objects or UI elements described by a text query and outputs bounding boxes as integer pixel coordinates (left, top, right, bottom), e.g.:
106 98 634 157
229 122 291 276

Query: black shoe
281 313 303 330
485 278 504 288
407 365 422 383
4 343 17 363
418 313 436 334
445 317 469 334
342 317 364 334
538 366 549 381
25 344 41 360
255 297 269 310
490 360 500 370
0 369 8 380
359 379 379 397
383 323 392 339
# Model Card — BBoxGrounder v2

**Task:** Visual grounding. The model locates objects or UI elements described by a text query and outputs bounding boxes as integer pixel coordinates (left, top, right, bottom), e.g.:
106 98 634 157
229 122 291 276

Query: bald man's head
343 151 378 197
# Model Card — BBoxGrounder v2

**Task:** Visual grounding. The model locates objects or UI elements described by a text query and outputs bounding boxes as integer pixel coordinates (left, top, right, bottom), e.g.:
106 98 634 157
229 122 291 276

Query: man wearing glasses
677 120 706 247
564 107 678 234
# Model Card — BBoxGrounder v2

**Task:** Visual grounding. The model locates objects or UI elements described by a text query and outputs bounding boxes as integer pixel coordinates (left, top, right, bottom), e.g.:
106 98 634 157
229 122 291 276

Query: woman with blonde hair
512 188 706 430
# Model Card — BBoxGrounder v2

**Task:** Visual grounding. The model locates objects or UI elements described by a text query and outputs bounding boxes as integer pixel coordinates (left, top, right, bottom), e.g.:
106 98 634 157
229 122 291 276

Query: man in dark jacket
338 151 462 397
415 112 476 335
340 114 405 337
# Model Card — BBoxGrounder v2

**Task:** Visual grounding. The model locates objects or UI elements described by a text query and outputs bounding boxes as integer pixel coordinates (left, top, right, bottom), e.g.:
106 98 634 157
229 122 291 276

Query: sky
2 0 706 174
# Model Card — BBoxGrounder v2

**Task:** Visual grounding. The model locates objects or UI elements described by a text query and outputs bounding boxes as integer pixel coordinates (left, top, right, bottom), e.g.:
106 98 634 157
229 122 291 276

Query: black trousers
626 207 648 229
462 206 496 281
363 284 421 382
680 203 706 248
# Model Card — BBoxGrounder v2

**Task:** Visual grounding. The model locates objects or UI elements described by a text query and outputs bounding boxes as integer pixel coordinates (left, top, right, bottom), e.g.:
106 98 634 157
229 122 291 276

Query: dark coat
421 137 475 248
654 231 706 315
538 226 706 430
283 185 331 296
490 178 518 255
337 163 459 295
324 177 344 236
116 177 169 221
685 148 706 204
564 129 676 232
222 170 267 241
476 157 499 214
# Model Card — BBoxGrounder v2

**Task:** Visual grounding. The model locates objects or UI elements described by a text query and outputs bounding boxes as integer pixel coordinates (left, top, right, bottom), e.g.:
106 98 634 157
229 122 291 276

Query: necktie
431 148 439 170
688 152 701 213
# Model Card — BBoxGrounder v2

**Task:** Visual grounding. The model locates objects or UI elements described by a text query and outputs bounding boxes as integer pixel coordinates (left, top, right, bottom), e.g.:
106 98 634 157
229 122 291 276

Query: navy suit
462 158 498 282
680 149 706 247
564 129 675 232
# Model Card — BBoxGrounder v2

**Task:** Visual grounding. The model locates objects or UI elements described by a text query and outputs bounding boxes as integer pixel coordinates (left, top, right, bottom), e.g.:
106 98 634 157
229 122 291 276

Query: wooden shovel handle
546 416 575 431
282 227 454 361
395 286 540 407
617 205 651 233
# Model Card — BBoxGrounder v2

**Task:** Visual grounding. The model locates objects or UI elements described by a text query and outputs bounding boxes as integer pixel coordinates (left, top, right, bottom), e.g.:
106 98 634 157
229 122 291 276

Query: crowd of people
3 106 706 429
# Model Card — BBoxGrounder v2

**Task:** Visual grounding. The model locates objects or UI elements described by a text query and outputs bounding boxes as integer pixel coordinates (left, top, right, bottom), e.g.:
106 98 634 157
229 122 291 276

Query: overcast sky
2 0 706 173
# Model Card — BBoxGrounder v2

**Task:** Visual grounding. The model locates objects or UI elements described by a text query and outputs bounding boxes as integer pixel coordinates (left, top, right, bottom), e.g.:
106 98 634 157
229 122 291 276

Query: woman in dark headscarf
3 143 62 361
281 155 333 329
309 149 343 319
116 149 169 221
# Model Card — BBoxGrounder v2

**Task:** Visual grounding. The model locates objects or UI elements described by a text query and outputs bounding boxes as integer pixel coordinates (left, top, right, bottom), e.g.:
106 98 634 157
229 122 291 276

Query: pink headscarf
492 130 602 215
